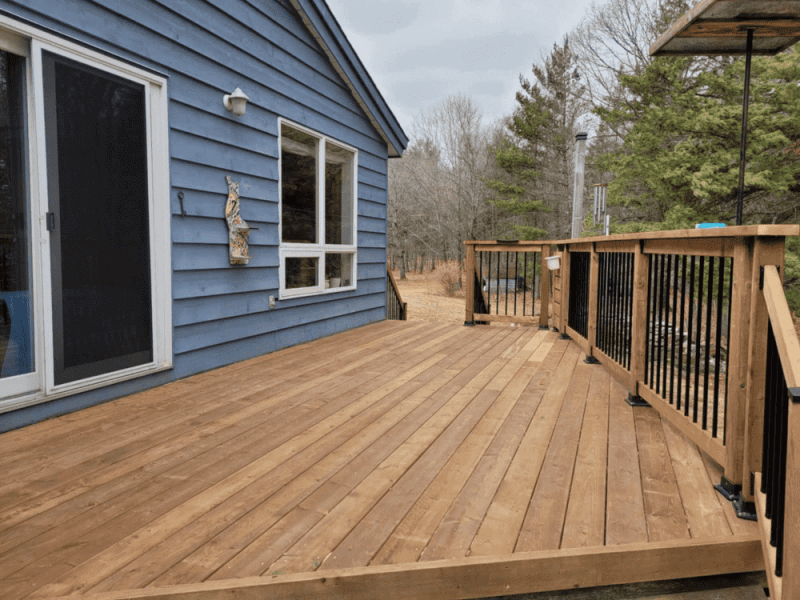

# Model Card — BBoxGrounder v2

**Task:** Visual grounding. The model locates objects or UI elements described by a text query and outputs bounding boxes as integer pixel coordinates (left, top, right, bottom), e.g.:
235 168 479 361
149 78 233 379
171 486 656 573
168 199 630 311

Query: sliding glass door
43 52 153 386
0 47 35 391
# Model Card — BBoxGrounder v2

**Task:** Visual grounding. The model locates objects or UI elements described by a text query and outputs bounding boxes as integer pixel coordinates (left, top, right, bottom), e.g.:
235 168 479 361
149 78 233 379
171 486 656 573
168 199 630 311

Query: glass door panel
0 49 34 382
43 52 153 386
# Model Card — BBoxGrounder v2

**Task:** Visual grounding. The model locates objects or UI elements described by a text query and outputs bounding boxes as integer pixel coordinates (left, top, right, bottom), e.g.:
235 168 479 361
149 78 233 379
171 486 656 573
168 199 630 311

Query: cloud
325 0 597 133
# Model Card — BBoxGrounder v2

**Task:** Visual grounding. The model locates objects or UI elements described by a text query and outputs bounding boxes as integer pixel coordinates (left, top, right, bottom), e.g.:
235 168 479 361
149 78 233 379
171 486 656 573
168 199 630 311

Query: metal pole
571 132 588 238
736 29 754 226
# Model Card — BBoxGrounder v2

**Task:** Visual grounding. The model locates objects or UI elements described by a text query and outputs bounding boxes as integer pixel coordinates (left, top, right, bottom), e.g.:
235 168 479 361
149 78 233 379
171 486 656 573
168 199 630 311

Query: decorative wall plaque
225 175 250 265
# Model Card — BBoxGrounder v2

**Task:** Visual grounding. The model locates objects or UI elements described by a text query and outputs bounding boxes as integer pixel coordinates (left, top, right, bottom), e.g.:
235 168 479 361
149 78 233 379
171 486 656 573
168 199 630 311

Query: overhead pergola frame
651 0 800 56
650 0 800 225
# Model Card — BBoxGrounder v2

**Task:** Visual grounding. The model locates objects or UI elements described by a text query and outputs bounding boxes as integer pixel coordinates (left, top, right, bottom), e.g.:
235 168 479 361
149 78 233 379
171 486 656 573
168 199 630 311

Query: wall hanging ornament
225 175 250 265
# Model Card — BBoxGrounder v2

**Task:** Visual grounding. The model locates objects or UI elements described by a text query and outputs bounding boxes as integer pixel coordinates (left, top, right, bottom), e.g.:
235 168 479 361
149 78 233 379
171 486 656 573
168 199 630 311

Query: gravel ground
392 267 769 600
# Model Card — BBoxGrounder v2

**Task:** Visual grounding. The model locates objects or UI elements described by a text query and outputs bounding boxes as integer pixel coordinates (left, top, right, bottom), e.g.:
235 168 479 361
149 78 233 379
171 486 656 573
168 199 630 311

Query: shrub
435 261 463 297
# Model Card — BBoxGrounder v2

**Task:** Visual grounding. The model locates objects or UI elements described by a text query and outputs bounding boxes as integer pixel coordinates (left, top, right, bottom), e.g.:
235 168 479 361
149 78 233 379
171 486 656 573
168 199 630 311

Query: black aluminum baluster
655 254 666 394
685 257 695 417
661 254 672 396
625 253 632 367
703 257 714 430
676 256 687 412
693 257 705 423
712 256 725 438
522 252 528 317
645 255 653 385
724 257 734 445
762 323 775 499
614 252 625 364
668 255 679 404
505 252 510 315
515 252 519 316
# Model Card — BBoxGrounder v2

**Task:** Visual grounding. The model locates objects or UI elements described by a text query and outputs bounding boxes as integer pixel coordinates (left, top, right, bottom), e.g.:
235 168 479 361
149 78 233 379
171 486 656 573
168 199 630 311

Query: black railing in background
644 254 734 440
386 266 407 321
475 250 540 318
567 252 590 338
761 321 790 577
473 268 489 317
596 252 634 369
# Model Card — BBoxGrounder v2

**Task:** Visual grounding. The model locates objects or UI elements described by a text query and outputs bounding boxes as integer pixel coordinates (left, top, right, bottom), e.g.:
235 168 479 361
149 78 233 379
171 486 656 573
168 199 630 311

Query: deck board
0 321 760 600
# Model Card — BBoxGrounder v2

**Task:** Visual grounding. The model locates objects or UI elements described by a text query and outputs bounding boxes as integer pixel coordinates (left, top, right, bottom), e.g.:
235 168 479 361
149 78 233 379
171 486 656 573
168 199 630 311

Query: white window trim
278 118 358 299
0 15 172 414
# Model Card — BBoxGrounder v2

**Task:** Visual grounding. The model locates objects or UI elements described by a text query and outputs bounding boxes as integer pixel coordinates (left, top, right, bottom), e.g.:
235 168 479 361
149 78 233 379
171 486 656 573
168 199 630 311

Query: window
0 16 171 409
279 120 357 297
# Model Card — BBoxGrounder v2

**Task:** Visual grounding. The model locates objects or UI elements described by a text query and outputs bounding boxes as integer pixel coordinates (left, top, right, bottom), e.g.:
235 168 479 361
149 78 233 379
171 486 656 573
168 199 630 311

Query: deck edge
43 535 763 600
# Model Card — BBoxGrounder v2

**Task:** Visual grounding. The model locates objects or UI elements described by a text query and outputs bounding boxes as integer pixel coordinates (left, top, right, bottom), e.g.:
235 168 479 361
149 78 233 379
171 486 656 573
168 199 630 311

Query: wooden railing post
587 243 599 357
539 246 551 329
629 241 649 402
464 243 476 326
718 238 754 497
742 236 787 502
559 245 571 334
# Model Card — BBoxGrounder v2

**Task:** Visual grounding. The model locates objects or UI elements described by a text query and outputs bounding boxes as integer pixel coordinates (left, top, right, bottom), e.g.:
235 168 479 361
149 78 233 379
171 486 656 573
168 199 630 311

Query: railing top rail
542 224 800 246
464 240 547 249
763 265 800 388
465 225 799 250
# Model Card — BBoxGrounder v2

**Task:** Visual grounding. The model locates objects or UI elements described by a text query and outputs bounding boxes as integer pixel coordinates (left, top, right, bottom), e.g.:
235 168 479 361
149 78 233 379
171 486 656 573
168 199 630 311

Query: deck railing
754 265 800 600
386 264 407 321
464 241 550 328
548 227 800 499
464 227 799 520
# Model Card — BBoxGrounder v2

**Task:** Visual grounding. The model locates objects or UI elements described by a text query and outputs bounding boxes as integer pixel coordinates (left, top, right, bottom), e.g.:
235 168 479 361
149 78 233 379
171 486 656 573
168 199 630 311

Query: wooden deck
0 321 762 600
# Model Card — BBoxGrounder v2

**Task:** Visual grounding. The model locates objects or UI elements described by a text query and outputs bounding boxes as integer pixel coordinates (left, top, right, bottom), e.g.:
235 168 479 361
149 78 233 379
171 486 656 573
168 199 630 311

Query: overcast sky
325 0 598 138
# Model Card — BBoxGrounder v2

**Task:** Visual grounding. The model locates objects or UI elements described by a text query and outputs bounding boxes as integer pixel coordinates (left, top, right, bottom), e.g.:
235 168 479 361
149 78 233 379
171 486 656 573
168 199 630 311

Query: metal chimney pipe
571 132 588 238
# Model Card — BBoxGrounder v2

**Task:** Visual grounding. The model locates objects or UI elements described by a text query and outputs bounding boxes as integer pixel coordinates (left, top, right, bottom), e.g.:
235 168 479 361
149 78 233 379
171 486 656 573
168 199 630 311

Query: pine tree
486 38 588 240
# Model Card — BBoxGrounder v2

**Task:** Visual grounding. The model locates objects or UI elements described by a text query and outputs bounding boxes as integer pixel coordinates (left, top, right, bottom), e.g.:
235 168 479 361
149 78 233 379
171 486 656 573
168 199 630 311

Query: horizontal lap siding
1 0 390 430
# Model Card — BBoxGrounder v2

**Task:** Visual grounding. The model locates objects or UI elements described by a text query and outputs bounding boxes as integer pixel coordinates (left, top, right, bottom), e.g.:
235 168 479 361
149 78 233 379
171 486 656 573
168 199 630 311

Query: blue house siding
0 0 406 432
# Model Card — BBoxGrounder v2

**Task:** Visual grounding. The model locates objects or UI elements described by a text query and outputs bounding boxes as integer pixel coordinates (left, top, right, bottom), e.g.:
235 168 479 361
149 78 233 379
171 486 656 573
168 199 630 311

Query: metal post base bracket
625 393 649 407
714 475 741 502
464 321 475 327
584 355 600 365
732 497 757 522
539 324 550 330
559 332 570 340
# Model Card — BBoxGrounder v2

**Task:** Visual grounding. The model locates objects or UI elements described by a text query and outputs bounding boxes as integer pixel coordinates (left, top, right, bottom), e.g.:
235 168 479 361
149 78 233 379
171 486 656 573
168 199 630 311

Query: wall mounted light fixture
223 87 249 116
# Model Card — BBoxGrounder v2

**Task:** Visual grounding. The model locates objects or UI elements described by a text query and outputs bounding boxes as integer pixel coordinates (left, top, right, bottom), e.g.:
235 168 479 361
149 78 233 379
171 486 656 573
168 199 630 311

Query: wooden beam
785 402 800 600
539 246 551 329
763 266 800 387
638 385 726 466
595 240 638 253
629 241 649 396
593 347 635 391
473 314 539 325
567 242 593 253
560 246 570 333
47 537 763 600
755 473 784 600
464 244 476 325
565 326 590 355
642 237 735 258
724 239 753 487
742 237 787 501
587 244 599 353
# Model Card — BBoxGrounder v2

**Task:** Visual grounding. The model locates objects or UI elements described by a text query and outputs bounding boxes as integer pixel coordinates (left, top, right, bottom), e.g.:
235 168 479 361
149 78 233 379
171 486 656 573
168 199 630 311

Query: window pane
0 51 33 379
281 125 317 243
325 253 353 288
286 256 318 289
325 142 354 245
44 52 153 385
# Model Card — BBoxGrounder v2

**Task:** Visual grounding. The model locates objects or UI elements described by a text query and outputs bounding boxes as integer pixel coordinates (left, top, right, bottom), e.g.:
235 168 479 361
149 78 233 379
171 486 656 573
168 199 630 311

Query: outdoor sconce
223 87 249 116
